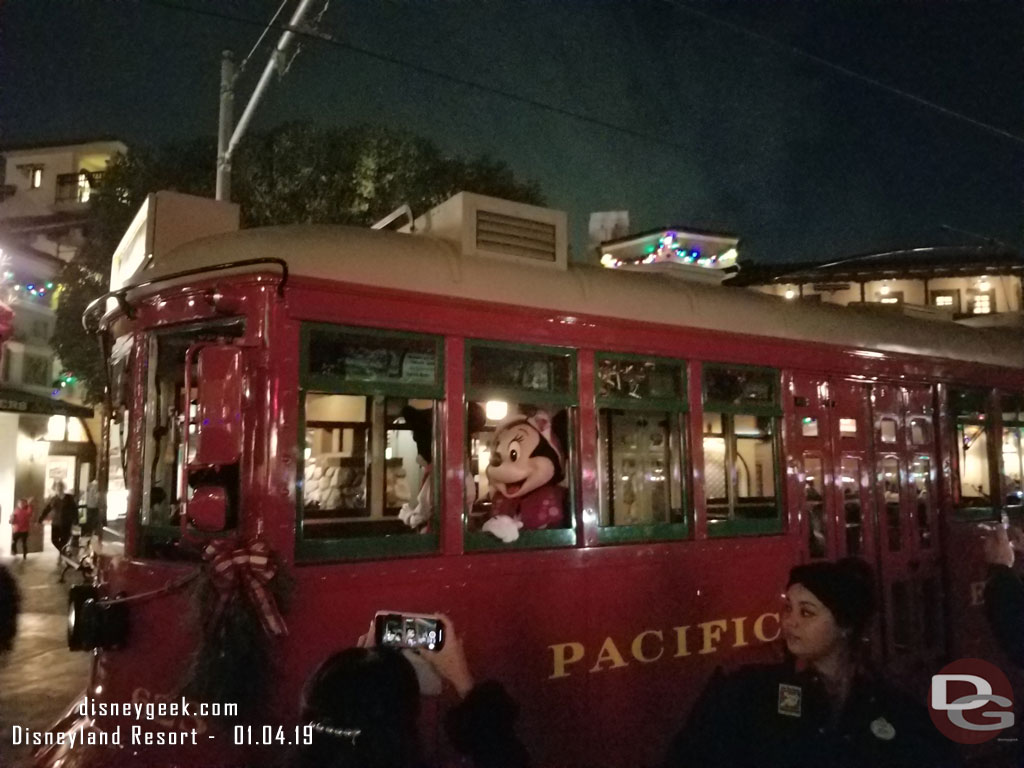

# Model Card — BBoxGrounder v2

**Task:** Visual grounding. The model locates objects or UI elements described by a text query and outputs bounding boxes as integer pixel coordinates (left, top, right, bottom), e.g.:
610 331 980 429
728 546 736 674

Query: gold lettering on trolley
589 637 629 673
673 625 691 657
631 630 664 663
548 642 585 679
732 617 749 648
698 620 727 654
548 612 782 679
753 612 781 642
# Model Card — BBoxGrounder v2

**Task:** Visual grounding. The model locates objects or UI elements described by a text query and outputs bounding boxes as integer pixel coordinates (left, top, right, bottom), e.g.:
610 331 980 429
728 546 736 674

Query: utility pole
216 50 235 202
215 0 321 202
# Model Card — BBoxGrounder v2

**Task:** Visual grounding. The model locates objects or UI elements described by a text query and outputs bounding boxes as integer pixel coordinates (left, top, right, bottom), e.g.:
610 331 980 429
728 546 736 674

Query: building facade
0 139 124 551
726 246 1024 326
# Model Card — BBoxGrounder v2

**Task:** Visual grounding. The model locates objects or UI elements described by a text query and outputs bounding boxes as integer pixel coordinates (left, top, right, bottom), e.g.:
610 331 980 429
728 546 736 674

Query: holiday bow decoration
203 539 288 637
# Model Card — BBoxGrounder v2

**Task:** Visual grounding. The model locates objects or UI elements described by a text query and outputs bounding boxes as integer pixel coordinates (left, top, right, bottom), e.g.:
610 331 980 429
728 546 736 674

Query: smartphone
374 612 445 651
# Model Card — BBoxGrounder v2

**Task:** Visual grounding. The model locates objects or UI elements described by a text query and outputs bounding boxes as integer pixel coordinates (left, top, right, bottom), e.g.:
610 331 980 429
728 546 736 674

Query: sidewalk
0 552 92 768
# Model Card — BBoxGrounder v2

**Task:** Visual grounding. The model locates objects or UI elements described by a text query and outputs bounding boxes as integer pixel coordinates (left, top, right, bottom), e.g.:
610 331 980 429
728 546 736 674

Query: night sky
3 0 1022 263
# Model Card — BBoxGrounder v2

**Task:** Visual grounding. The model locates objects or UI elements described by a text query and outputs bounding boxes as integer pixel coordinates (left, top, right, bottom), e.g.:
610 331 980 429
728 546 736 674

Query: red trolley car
39 193 1024 767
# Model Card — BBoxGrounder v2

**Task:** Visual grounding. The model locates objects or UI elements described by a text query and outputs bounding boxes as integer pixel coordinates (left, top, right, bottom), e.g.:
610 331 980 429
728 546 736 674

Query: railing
55 171 104 204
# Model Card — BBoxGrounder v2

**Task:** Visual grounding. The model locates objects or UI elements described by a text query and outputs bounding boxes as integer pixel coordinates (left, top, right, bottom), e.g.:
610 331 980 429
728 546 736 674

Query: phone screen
375 613 445 651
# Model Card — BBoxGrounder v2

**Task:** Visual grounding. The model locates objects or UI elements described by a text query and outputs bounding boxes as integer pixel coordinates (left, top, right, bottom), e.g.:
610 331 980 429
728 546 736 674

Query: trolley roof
133 224 1024 370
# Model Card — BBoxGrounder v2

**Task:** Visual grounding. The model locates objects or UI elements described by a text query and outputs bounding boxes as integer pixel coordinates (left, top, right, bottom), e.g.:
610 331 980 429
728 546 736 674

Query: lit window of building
970 291 993 315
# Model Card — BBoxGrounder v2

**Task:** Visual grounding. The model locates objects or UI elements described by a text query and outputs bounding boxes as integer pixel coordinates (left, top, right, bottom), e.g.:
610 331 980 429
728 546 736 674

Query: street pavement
0 551 92 768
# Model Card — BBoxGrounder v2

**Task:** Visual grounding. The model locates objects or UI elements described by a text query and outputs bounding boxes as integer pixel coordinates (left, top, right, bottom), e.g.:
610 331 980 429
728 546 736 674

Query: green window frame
595 352 689 544
951 387 998 522
465 339 578 551
1001 392 1024 517
701 363 783 537
296 323 445 561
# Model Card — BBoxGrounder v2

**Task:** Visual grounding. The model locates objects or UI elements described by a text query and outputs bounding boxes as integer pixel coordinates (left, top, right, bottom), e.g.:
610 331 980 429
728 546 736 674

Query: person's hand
421 614 474 698
984 526 1015 568
356 619 376 649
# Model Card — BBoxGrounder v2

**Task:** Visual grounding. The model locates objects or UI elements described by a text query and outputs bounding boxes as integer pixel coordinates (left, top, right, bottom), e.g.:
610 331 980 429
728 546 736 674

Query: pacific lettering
589 637 628 672
550 611 782 679
698 620 727 654
631 630 664 663
673 625 692 657
732 617 749 648
548 642 585 679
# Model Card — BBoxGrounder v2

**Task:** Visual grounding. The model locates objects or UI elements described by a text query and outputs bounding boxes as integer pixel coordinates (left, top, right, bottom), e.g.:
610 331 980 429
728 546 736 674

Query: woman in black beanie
665 558 962 768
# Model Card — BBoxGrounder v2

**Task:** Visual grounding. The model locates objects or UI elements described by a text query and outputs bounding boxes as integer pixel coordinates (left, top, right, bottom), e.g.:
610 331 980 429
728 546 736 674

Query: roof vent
476 209 557 262
407 191 567 269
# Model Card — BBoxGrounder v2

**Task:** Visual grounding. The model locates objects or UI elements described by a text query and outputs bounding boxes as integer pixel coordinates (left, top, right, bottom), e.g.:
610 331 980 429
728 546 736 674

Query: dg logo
929 658 1015 744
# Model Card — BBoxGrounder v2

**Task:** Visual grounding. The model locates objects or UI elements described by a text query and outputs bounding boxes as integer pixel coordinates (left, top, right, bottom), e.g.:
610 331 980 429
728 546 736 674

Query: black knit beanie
787 557 876 636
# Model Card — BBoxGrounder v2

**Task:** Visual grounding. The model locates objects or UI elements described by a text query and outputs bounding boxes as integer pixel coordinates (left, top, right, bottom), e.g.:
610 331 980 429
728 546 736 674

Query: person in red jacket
9 498 32 560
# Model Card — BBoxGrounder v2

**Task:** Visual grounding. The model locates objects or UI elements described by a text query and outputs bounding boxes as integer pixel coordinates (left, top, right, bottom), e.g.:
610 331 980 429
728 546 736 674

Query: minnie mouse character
484 411 567 541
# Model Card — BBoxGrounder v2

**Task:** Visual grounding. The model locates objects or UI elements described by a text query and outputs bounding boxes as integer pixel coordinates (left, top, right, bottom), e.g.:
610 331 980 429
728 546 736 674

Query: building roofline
600 224 738 249
0 137 127 153
727 244 1024 286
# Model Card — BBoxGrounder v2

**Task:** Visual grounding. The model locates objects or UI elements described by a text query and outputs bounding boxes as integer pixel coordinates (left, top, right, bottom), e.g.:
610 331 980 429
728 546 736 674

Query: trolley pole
214 0 320 202
215 50 236 203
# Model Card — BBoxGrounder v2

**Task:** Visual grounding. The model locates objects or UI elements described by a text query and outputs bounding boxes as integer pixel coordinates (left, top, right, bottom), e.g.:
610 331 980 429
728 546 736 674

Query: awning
0 388 93 418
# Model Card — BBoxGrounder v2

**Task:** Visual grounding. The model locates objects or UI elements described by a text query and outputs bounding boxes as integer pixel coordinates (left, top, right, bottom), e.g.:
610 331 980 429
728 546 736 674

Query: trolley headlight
68 585 129 651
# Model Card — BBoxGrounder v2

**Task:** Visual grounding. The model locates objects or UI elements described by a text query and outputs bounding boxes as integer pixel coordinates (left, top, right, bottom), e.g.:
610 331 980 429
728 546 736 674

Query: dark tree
53 123 543 401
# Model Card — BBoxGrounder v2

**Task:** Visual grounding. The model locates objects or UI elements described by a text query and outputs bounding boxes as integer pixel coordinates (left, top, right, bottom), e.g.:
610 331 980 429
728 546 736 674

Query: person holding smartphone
296 614 529 768
983 524 1024 667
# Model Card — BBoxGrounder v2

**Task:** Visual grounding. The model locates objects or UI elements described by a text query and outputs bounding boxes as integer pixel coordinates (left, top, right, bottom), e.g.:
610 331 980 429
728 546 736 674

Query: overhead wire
659 0 1024 147
238 0 291 75
135 0 1024 150
134 0 697 153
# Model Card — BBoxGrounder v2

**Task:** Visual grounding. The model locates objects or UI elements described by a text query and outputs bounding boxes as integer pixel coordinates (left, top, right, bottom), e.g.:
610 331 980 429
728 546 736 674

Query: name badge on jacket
778 684 802 717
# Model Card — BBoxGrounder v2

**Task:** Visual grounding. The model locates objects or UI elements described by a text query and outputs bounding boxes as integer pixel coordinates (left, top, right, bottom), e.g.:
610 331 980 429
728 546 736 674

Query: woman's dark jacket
665 661 962 768
446 681 530 768
984 564 1024 668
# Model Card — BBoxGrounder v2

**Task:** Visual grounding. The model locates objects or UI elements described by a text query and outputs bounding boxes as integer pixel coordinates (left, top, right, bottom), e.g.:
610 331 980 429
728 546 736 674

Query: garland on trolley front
182 538 293 716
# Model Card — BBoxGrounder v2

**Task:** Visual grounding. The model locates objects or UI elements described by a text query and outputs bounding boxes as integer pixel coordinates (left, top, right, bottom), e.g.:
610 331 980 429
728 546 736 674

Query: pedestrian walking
9 498 33 560
39 482 77 562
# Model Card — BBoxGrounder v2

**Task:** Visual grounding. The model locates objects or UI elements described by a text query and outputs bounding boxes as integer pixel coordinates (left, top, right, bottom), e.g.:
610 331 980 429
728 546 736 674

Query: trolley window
702 364 782 536
1001 392 1024 514
297 325 444 561
951 387 997 521
139 318 246 560
595 354 688 544
466 340 577 550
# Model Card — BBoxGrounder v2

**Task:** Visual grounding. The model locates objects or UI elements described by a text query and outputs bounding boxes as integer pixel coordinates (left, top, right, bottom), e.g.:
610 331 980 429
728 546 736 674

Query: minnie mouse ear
527 411 564 468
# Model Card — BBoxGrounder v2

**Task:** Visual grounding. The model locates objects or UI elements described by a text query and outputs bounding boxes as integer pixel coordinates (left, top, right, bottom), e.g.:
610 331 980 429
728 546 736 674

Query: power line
660 0 1024 147
238 0 290 76
134 0 697 153
137 0 1024 150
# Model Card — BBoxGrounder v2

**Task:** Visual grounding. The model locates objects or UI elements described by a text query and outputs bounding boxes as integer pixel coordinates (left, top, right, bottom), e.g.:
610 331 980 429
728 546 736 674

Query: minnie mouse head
486 411 564 500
